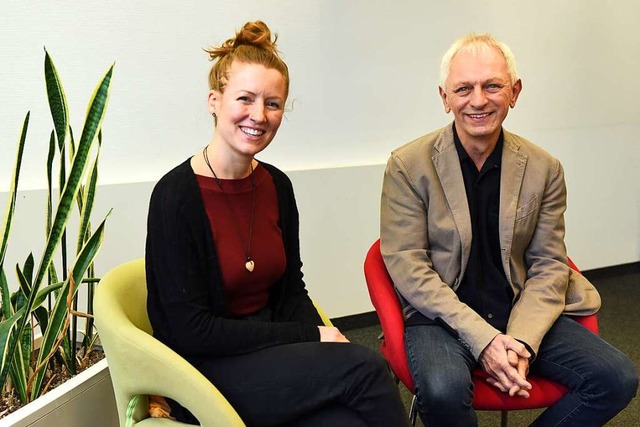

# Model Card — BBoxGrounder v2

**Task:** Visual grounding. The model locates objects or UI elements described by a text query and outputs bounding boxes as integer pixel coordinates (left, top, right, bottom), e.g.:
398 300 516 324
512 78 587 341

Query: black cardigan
145 159 322 359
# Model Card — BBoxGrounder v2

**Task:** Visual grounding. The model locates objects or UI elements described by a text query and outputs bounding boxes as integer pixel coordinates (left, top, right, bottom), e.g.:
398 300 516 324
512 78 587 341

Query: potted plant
0 50 116 425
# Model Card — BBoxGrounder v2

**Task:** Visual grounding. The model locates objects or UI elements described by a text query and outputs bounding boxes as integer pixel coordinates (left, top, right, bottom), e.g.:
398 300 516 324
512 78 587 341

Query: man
380 33 638 426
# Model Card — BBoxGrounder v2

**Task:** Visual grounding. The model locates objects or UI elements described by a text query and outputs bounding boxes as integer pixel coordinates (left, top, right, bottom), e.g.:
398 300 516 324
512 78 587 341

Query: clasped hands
479 334 532 398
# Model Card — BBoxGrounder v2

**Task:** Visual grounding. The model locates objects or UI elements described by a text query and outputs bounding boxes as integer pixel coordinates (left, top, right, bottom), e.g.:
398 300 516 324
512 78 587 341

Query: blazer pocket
515 195 539 221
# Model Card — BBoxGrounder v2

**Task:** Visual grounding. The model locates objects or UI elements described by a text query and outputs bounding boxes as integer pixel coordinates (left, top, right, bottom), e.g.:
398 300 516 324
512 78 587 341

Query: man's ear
207 90 221 115
510 79 522 108
439 86 451 113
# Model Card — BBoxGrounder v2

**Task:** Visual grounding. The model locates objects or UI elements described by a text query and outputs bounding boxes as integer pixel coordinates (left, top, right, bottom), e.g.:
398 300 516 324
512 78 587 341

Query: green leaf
0 267 11 319
0 112 29 268
34 281 64 307
16 262 32 303
30 215 108 399
46 131 55 237
44 49 69 152
34 306 50 338
9 322 31 404
23 253 34 288
0 308 26 389
76 149 99 254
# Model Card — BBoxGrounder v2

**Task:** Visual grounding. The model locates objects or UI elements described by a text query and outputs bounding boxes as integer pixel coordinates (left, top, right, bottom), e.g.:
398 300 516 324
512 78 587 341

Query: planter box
0 359 118 427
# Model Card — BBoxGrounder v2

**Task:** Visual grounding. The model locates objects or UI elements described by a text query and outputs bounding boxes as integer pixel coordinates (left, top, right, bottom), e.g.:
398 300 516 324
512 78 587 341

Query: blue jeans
405 315 638 426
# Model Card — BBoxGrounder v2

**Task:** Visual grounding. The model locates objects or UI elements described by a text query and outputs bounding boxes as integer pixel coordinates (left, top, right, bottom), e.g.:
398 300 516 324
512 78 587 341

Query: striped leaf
0 113 29 390
46 130 54 244
0 112 29 268
44 49 69 152
76 148 99 254
0 267 11 319
0 308 25 388
14 323 31 403
9 290 31 404
30 216 108 399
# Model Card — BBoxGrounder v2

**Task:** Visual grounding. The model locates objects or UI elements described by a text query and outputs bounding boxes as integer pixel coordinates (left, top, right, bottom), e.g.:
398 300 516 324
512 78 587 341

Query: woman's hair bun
233 21 278 51
207 21 278 61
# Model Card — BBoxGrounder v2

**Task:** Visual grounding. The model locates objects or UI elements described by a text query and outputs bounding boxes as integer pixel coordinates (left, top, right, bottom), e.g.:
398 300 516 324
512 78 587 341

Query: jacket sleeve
380 153 500 359
145 170 319 358
506 159 570 355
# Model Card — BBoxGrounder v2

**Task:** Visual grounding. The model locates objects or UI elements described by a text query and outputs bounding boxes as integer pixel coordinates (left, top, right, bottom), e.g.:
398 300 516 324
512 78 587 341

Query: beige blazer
380 124 600 359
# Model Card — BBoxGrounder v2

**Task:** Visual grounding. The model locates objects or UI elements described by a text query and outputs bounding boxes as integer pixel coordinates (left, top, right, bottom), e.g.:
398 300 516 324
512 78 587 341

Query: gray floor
343 265 640 426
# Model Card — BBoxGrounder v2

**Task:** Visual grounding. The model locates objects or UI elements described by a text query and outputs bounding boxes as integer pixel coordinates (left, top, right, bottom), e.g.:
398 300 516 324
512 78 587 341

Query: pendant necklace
202 146 256 272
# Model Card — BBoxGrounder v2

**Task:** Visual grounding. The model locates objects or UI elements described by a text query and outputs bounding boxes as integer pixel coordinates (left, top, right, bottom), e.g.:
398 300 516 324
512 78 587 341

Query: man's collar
452 123 504 166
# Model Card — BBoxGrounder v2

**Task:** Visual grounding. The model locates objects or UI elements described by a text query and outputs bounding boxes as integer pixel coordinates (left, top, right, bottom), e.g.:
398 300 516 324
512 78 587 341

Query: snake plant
0 50 114 405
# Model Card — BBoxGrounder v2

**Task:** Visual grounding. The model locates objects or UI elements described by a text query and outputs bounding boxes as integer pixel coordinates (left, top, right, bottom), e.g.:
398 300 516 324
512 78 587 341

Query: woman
145 21 410 427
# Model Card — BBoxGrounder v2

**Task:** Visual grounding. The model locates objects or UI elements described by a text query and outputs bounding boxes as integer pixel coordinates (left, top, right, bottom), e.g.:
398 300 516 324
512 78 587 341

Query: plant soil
0 349 105 419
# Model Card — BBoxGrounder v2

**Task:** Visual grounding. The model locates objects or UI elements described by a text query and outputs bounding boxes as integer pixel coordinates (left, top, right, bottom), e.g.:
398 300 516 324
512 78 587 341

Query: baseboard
582 261 640 282
331 311 380 331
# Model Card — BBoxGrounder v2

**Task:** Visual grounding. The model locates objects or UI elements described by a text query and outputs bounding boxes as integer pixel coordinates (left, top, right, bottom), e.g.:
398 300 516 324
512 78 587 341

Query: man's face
439 46 522 145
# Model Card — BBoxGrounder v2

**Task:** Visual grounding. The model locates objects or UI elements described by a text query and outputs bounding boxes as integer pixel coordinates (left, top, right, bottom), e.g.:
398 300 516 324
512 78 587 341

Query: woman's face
208 60 287 159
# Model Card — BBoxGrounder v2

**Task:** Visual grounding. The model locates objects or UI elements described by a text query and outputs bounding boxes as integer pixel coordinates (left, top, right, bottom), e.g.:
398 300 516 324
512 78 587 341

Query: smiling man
380 34 638 426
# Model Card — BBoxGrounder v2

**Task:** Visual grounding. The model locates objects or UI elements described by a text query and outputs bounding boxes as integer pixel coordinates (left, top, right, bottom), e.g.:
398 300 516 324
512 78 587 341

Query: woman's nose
250 104 266 122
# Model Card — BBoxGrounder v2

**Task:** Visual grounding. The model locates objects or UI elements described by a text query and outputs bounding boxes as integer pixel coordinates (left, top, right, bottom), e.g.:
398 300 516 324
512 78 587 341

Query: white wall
1 1 639 316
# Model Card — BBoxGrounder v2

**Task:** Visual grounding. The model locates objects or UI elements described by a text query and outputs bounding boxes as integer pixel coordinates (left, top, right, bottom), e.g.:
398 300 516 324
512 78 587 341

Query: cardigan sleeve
263 162 325 326
145 162 320 358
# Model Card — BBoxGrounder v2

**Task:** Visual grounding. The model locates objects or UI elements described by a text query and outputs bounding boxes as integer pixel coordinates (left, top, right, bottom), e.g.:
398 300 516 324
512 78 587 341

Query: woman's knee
340 343 391 380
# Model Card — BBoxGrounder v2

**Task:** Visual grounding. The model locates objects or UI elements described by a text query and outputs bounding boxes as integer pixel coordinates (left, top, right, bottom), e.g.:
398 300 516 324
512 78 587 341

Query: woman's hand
318 326 350 343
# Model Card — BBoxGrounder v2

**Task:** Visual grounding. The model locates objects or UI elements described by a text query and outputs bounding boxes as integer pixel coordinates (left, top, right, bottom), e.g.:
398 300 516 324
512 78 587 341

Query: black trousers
171 342 410 427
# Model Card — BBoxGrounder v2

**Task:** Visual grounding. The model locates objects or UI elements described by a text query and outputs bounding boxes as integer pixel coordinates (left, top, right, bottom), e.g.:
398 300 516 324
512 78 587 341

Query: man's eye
454 87 471 95
486 84 502 92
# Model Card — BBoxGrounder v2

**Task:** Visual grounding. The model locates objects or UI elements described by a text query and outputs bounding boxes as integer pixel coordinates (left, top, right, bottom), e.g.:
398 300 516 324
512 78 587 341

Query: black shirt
453 125 514 332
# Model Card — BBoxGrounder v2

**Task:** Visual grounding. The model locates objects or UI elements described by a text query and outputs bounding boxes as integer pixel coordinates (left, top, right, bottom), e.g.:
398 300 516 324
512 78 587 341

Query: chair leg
409 395 418 426
500 410 508 427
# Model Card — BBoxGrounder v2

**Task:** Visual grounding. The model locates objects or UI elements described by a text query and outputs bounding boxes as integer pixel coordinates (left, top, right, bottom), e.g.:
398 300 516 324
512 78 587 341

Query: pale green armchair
94 259 245 427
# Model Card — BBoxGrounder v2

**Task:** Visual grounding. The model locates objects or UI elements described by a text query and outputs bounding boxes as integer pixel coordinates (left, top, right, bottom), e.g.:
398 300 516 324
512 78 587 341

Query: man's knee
608 354 639 407
589 349 639 408
414 367 473 410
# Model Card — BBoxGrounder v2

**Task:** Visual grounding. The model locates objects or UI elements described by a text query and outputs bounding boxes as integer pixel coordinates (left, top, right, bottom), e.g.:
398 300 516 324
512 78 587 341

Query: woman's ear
207 90 220 116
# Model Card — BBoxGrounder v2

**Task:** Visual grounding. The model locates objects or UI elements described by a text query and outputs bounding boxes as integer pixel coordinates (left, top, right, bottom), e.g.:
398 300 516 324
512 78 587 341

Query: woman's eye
238 96 251 103
267 101 282 110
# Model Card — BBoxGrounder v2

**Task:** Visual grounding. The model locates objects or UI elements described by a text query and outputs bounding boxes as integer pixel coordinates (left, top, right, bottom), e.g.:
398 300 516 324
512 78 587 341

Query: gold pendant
245 259 255 272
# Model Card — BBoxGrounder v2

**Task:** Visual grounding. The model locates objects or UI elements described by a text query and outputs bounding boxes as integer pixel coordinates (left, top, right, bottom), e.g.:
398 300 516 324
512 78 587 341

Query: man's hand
479 334 532 397
318 326 350 343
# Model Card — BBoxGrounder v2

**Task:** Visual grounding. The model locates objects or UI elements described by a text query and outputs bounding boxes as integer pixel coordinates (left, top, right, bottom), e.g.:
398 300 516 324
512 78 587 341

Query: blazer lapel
500 132 528 283
432 127 472 270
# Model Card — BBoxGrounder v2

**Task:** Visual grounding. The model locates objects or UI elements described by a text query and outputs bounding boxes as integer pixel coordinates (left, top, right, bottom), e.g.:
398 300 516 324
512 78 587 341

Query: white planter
0 359 118 427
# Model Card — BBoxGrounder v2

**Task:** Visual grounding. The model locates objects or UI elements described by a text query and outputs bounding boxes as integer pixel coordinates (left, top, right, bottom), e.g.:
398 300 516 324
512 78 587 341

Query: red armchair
364 239 598 426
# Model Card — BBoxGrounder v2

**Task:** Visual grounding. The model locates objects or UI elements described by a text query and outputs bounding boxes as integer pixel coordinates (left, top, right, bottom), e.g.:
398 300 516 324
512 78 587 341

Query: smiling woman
143 21 411 426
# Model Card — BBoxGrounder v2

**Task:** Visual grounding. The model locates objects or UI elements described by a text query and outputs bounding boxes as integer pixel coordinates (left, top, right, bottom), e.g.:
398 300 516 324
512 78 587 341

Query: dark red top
196 164 286 316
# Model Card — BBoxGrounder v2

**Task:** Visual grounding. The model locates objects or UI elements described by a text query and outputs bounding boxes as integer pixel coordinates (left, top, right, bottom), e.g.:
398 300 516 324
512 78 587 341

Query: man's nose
470 86 488 108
